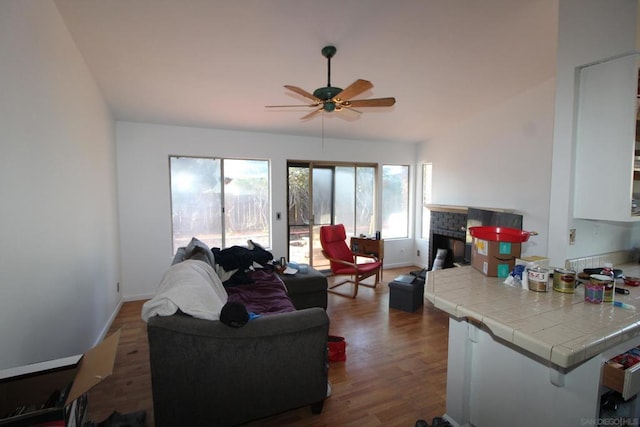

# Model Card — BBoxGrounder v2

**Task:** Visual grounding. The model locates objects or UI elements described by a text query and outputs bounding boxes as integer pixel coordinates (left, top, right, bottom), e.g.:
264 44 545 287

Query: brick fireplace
427 205 524 270
428 206 468 269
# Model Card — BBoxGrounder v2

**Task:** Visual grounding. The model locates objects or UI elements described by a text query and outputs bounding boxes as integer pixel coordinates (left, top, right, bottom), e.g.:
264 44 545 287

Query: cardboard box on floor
471 237 522 278
0 330 120 426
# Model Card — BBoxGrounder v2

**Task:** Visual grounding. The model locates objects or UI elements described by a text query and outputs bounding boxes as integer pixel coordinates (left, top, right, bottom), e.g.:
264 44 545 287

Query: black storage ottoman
388 275 425 312
279 266 328 310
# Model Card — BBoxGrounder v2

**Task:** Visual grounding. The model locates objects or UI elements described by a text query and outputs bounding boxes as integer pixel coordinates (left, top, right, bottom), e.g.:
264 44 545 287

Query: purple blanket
225 269 295 315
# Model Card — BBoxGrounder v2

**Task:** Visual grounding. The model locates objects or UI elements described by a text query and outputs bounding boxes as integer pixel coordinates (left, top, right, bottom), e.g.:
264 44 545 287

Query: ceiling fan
266 45 396 120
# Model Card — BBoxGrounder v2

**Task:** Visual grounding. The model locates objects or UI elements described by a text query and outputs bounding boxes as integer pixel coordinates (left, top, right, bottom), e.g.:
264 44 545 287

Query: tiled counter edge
425 265 640 369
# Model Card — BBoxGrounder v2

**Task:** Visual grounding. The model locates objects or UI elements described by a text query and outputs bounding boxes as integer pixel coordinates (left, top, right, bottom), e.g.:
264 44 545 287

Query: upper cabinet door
574 54 639 222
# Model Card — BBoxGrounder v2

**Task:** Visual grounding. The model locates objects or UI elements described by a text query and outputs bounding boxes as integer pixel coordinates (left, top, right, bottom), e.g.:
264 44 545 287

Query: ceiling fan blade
284 85 322 102
333 79 373 101
300 107 323 120
337 106 362 116
344 97 396 108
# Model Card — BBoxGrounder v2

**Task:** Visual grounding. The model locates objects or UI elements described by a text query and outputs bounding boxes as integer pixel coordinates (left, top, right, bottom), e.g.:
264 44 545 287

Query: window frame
421 163 433 240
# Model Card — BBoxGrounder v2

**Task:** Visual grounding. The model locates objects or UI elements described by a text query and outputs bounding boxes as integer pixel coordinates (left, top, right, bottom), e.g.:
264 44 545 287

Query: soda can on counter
552 268 576 293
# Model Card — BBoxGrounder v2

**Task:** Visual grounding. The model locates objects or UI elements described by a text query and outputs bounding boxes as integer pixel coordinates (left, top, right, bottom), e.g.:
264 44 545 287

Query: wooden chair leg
328 278 358 298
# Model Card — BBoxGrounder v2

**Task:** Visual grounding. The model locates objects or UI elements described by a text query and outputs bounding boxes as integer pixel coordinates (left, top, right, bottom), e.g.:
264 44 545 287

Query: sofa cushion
141 260 228 322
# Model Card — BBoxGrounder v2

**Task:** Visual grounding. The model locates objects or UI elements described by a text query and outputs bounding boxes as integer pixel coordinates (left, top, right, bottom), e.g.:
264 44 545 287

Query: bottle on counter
602 262 615 302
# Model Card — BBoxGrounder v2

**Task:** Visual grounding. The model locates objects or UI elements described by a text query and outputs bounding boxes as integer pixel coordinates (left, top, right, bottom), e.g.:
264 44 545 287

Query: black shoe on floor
415 419 429 427
431 417 452 427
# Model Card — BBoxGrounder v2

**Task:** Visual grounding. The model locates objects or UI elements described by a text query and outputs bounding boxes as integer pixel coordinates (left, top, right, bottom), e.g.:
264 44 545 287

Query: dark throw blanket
225 269 295 315
213 242 275 285
212 242 273 271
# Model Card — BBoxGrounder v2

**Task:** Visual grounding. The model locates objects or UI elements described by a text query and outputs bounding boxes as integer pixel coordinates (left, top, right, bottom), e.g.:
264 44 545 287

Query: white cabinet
574 53 640 221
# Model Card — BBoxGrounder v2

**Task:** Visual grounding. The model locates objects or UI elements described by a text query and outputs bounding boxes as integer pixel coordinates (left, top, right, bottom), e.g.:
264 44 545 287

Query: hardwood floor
87 267 449 426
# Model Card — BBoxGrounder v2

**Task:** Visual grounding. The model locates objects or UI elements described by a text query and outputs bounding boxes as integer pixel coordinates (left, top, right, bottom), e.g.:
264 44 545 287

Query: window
381 164 409 238
421 163 433 239
170 156 270 251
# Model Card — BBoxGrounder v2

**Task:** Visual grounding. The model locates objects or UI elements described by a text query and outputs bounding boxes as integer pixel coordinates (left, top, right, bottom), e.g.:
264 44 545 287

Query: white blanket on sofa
141 260 228 322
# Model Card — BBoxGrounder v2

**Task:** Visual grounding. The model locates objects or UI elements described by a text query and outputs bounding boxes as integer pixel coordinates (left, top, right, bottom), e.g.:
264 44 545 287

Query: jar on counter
586 274 612 304
552 268 576 293
527 267 550 292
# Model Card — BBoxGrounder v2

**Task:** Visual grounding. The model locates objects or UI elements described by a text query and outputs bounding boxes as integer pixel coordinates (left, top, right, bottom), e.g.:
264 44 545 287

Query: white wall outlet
569 229 576 245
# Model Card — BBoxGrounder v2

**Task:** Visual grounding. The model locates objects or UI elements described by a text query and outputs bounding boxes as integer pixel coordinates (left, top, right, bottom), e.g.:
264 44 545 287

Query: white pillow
141 260 228 322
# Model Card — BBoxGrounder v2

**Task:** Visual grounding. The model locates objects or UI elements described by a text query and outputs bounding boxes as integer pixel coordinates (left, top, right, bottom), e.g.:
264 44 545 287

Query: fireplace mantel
426 204 468 214
427 204 515 214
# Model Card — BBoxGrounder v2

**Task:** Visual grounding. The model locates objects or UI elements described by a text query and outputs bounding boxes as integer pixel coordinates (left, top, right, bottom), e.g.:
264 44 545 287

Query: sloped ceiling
54 0 558 143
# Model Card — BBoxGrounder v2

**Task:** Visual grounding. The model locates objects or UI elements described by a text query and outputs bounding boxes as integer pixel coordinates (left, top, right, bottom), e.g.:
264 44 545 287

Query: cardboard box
0 330 120 426
471 238 522 278
515 256 549 269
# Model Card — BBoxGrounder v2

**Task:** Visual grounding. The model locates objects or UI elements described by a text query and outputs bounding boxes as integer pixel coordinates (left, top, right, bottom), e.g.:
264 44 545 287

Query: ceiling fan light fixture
324 102 337 112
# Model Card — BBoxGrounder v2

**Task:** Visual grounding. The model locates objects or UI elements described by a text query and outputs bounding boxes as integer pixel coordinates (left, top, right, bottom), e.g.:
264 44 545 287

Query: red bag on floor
328 335 346 362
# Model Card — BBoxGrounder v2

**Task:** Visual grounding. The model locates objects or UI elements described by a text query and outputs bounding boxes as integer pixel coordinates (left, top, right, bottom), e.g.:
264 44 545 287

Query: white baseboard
94 297 123 346
123 292 154 302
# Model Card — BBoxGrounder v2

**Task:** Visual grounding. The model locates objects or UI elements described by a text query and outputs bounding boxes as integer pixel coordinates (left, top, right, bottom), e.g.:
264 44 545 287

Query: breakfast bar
426 264 640 427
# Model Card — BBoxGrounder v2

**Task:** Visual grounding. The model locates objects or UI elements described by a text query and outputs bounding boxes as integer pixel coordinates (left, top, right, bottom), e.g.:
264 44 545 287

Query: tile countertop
425 264 640 369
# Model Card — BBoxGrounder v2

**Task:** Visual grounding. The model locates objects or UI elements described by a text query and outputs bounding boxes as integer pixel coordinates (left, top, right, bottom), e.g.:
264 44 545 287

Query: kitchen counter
425 264 640 369
426 264 640 427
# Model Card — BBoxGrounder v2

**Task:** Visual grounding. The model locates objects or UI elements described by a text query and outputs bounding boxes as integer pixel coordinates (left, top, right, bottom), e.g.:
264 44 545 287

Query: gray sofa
145 239 330 427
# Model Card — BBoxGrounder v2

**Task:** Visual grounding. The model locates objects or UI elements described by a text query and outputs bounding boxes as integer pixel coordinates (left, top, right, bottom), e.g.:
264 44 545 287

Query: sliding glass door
287 161 376 269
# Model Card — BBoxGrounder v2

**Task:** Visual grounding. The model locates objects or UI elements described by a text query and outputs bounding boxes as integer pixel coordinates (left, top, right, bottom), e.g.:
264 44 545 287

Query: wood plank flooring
87 267 449 426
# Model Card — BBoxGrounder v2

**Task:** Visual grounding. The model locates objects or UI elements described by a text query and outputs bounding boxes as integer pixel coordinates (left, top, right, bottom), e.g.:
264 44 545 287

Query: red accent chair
319 224 381 298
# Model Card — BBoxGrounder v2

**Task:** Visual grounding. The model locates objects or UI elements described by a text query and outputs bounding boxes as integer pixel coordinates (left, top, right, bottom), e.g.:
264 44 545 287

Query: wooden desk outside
350 237 384 273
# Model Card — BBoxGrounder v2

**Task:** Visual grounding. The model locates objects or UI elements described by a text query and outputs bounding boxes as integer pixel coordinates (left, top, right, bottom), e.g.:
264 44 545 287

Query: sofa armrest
147 307 329 427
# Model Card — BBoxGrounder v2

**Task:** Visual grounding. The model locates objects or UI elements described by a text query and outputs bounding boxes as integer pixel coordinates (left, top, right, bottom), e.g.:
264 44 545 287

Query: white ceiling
53 0 558 143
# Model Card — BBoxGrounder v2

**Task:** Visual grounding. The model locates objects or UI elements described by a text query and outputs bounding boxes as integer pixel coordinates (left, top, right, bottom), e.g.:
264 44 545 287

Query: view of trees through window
287 163 376 267
170 156 270 252
169 157 409 258
382 164 409 239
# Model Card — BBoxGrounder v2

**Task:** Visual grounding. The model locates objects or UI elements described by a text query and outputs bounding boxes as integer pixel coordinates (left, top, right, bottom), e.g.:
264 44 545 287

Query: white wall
116 121 418 300
416 78 557 261
418 0 640 268
548 0 639 266
0 1 120 369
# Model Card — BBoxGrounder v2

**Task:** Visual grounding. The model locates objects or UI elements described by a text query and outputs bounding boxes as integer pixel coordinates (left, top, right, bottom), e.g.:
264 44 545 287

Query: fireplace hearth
428 207 468 270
